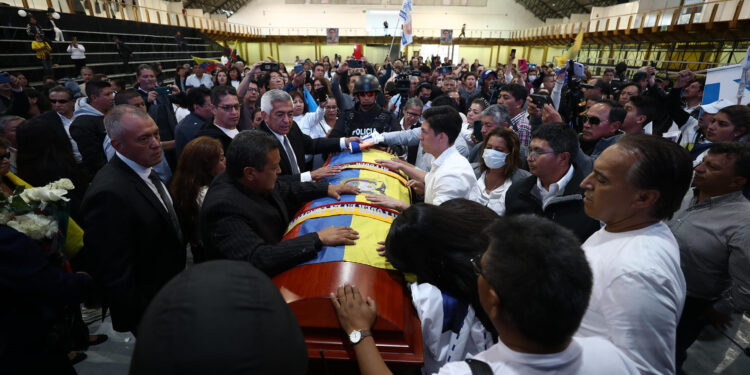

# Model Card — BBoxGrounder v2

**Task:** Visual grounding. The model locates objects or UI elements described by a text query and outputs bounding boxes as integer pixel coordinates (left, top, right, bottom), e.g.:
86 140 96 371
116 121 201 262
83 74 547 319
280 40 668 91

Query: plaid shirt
511 111 531 147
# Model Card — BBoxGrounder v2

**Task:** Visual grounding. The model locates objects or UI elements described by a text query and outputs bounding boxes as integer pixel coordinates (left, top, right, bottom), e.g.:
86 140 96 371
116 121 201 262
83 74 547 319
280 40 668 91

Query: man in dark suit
80 105 185 334
113 36 132 73
258 89 356 183
38 86 81 164
200 130 359 276
194 85 240 152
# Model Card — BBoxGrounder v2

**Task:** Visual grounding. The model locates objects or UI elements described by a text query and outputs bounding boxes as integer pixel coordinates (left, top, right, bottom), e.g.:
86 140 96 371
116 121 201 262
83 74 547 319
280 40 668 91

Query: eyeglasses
324 106 338 111
49 99 69 103
582 115 602 126
405 111 421 118
470 257 484 279
247 88 259 92
218 104 241 111
528 150 555 160
358 92 376 97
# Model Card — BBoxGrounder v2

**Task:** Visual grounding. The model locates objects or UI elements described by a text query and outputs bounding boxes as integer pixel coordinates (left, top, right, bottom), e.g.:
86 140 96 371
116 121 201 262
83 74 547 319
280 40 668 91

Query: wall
229 0 542 32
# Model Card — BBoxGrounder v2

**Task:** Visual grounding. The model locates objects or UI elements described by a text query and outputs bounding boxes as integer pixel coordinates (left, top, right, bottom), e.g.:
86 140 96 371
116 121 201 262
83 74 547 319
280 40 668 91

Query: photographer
135 64 181 168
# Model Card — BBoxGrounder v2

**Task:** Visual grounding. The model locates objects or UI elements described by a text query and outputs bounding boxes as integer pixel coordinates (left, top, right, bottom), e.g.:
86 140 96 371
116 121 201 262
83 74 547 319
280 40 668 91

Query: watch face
349 330 361 343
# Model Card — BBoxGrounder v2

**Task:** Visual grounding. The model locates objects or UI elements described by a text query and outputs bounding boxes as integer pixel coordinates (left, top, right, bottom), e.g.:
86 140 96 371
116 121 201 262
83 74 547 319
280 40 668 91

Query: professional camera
560 60 587 133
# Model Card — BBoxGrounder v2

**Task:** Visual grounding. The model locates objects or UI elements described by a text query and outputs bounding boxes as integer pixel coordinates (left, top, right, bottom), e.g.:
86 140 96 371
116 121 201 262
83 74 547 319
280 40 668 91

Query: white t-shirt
468 172 512 216
424 146 477 205
576 222 686 375
435 336 637 375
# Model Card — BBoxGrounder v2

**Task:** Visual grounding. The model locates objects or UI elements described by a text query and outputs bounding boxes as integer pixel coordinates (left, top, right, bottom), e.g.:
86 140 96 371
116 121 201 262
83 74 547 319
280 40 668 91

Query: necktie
148 171 183 242
282 135 300 175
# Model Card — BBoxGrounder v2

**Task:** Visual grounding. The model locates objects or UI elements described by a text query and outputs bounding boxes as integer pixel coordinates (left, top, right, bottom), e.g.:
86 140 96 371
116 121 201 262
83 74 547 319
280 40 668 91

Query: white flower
19 186 69 203
49 178 74 191
6 213 58 240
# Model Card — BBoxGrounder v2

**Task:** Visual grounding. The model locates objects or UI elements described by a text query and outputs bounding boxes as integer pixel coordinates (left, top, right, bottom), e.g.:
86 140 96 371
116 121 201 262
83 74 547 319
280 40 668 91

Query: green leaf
10 195 31 212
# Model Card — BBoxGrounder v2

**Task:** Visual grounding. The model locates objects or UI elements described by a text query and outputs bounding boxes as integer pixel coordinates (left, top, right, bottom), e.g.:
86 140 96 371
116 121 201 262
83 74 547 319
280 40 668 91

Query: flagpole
388 17 402 59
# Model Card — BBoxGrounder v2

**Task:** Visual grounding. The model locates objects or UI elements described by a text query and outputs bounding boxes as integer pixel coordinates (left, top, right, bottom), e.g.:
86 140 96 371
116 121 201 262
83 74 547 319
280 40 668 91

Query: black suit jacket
194 123 234 152
259 121 341 177
37 110 74 156
79 156 185 333
70 114 107 178
199 172 329 276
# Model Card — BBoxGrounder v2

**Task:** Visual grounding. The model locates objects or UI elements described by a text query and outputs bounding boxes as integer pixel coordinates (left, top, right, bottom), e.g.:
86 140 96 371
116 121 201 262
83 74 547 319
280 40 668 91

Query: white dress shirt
186 73 213 89
534 164 574 210
468 172 512 216
577 222 686 375
116 151 172 210
267 128 312 182
424 146 477 205
436 336 638 375
57 112 82 163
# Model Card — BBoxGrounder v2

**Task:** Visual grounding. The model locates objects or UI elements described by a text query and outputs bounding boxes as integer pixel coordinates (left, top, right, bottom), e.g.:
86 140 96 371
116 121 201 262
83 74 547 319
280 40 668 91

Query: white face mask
482 149 508 169
528 75 537 81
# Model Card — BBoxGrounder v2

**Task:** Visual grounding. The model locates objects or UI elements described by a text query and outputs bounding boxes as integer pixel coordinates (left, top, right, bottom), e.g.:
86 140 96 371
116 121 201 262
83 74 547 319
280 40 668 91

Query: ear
632 189 660 210
110 137 123 153
729 175 747 191
486 287 501 320
260 110 268 123
610 121 622 134
636 115 647 126
242 166 255 182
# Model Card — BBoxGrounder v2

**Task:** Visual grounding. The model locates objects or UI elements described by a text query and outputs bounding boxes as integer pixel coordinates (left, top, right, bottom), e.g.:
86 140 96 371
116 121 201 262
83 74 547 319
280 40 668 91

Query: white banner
399 0 413 47
703 63 750 106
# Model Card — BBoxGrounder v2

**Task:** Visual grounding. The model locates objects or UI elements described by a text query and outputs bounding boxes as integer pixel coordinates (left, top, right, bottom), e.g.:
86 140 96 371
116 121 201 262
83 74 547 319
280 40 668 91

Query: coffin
272 149 423 372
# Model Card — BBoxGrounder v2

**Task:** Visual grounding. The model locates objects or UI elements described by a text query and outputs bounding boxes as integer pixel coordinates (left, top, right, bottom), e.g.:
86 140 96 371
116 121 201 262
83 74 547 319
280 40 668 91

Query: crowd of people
1 46 749 375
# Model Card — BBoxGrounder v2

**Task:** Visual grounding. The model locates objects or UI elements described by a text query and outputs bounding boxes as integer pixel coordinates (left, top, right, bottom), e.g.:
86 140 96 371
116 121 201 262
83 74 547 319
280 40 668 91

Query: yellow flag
554 29 585 68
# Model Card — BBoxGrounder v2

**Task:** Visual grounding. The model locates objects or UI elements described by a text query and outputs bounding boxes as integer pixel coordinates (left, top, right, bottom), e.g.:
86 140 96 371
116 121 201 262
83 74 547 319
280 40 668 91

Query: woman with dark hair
692 104 750 164
290 90 325 139
468 127 530 215
171 136 226 263
461 97 490 146
215 70 230 87
24 88 52 118
252 108 264 129
229 67 241 88
383 199 497 374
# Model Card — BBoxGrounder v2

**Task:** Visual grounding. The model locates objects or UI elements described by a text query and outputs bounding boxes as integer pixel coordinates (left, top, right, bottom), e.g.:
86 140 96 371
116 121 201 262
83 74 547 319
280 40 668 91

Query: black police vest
341 106 395 137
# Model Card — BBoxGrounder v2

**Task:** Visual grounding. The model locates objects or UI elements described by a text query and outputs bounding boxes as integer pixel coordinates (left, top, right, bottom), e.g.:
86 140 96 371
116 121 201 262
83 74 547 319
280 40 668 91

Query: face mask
528 75 537 81
482 149 508 169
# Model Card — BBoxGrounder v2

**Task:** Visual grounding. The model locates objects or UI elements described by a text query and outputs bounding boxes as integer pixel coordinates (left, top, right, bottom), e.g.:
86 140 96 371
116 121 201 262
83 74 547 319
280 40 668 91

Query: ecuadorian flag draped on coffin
282 148 411 270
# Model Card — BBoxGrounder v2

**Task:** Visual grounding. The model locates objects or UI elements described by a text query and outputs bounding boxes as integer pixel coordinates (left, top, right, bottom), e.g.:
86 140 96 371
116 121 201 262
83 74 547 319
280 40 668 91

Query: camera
530 93 551 107
260 62 279 72
154 86 172 96
438 66 453 75
347 59 363 69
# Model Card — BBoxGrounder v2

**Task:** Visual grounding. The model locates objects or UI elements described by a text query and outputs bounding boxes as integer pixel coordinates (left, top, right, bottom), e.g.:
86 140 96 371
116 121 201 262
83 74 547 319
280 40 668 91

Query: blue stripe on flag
298 214 352 264
703 82 720 104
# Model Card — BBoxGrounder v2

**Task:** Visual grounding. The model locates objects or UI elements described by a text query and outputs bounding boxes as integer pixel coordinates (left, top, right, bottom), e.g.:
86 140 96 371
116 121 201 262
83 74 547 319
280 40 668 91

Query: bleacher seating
0 5 224 86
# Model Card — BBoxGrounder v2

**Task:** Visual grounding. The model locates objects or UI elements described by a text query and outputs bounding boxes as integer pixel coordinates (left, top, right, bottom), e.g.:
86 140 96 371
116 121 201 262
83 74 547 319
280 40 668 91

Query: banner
191 56 222 73
399 0 413 47
703 63 750 106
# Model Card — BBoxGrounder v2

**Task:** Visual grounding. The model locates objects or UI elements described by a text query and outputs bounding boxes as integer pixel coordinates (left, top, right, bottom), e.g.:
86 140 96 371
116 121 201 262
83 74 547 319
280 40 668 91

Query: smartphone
650 60 657 68
472 120 483 143
348 59 363 68
438 66 453 74
315 86 328 102
154 86 171 96
529 63 537 69
293 64 304 74
510 48 516 58
260 62 279 72
530 93 551 107
518 58 528 73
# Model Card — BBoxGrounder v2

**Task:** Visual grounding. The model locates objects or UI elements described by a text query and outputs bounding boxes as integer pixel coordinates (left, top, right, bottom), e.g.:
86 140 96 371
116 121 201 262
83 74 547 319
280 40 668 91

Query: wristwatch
348 329 372 345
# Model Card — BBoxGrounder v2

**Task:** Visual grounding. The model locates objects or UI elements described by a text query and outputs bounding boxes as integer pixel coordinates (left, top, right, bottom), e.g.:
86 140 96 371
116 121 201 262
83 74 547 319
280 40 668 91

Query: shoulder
576 337 639 373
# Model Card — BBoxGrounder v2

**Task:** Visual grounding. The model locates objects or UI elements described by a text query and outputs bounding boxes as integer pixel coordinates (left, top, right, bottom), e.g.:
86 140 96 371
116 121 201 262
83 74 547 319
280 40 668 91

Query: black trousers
675 296 714 370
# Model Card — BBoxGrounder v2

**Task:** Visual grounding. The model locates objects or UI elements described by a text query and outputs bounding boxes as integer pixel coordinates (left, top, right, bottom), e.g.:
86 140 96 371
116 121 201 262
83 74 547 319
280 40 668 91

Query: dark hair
604 68 615 74
210 85 238 106
531 123 579 161
171 137 224 247
136 64 154 77
385 200 499 336
313 62 324 71
471 97 490 111
85 79 110 98
187 86 212 113
500 83 528 103
483 215 592 347
429 95 458 111
616 134 693 220
717 105 750 138
620 82 641 96
288 90 308 114
313 76 333 98
628 95 657 124
596 99 626 124
462 72 477 81
707 142 750 189
688 78 706 92
229 67 241 81
24 88 51 114
225 130 279 179
111 78 127 92
479 127 521 179
421 105 462 144
48 85 74 101
419 65 431 74
114 89 142 106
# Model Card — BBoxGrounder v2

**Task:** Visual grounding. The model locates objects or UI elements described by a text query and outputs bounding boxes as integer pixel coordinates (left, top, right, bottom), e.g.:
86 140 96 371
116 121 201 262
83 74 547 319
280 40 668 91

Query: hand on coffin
330 284 377 334
328 183 360 200
376 241 386 257
365 194 409 212
375 157 407 172
406 179 424 196
317 226 359 246
312 165 343 181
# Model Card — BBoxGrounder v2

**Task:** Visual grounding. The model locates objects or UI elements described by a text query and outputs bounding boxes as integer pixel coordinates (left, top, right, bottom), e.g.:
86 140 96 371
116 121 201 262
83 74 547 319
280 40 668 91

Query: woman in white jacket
67 37 86 72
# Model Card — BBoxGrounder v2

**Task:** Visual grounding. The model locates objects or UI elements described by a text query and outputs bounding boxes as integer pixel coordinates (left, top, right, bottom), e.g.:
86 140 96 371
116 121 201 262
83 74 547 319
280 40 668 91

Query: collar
537 164 575 193
56 111 73 123
116 151 152 180
510 110 527 124
689 188 746 209
213 123 238 138
431 145 457 169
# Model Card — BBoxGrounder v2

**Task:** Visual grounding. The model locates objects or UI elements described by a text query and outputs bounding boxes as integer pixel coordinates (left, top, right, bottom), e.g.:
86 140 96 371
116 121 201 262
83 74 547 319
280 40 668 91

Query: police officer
329 74 399 138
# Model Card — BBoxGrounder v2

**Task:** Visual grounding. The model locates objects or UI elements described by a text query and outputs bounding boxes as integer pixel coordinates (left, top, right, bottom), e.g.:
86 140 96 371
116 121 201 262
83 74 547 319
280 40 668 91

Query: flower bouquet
0 178 74 263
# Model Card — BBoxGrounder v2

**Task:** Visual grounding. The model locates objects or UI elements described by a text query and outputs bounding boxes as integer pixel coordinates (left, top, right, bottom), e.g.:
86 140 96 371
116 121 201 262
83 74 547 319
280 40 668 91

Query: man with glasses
329 74 399 138
329 215 637 374
38 86 82 163
505 123 599 241
580 100 625 160
194 86 242 152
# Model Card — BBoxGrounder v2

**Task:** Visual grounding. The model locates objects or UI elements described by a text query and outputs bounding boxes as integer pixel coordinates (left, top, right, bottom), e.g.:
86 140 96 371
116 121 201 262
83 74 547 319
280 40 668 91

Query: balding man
80 105 185 334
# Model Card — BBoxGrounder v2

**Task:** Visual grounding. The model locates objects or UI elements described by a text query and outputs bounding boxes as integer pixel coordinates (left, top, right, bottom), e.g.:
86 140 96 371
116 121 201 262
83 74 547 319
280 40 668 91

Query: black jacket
194 123 234 152
329 103 399 138
69 114 107 178
79 156 185 333
504 165 600 242
199 172 329 276
259 121 341 177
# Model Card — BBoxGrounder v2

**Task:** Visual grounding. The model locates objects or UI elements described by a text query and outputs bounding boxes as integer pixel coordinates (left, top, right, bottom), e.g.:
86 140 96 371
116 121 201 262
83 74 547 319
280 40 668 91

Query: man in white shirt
367 106 476 210
186 64 213 89
329 215 638 375
577 134 694 374
44 86 82 162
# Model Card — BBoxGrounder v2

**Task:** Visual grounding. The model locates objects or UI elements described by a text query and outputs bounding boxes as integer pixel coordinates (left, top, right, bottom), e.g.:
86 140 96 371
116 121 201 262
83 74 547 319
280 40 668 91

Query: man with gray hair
258 89 356 182
199 130 360 276
80 104 185 334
